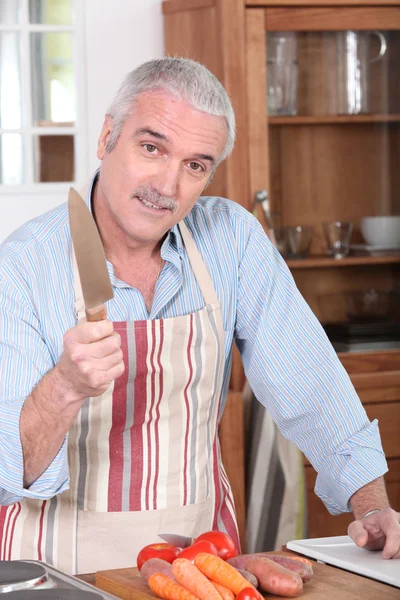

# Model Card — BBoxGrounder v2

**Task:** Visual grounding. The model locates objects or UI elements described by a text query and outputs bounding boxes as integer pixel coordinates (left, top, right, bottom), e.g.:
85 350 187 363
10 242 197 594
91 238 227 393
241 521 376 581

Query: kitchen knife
158 533 194 548
68 187 114 321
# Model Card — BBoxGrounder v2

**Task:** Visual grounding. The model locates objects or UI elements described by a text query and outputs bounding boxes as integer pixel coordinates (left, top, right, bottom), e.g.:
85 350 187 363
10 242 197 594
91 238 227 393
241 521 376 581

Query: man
0 58 399 574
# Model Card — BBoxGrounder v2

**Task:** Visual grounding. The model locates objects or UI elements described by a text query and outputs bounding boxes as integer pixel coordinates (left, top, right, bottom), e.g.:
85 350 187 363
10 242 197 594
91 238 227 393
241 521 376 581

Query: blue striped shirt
0 173 388 514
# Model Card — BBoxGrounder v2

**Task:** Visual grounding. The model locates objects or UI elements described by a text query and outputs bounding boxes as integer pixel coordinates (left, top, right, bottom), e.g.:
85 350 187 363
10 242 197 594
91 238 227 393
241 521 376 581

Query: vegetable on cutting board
194 531 238 560
194 552 258 596
212 581 235 600
140 558 174 583
228 554 313 583
148 573 199 600
246 557 303 598
176 540 219 562
235 588 260 600
172 557 224 600
236 569 258 588
137 543 180 571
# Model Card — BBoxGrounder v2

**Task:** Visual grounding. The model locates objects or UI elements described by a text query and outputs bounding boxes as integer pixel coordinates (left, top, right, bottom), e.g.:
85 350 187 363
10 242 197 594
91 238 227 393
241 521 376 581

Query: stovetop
0 561 118 600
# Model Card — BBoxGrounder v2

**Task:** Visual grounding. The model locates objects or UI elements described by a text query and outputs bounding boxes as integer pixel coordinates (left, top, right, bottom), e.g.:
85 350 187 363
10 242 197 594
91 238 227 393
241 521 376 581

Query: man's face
96 90 228 248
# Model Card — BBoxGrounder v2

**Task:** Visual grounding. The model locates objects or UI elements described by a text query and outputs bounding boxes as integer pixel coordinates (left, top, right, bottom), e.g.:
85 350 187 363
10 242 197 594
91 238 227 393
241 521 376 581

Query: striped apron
0 220 239 575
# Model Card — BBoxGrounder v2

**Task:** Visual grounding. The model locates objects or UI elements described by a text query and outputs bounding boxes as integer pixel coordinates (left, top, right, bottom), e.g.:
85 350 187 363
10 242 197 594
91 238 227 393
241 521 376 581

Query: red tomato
236 588 260 600
136 543 179 571
194 530 238 560
176 540 219 562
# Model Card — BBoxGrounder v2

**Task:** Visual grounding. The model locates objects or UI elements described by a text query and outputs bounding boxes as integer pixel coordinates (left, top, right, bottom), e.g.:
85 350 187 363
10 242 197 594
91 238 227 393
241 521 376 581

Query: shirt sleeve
0 271 69 505
235 219 388 515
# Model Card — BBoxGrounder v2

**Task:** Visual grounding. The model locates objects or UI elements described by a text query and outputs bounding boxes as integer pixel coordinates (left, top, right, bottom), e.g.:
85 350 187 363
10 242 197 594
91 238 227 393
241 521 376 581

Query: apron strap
178 220 219 307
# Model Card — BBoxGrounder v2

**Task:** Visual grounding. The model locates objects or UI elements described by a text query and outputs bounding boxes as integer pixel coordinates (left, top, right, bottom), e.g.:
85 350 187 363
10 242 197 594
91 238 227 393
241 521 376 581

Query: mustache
131 186 178 213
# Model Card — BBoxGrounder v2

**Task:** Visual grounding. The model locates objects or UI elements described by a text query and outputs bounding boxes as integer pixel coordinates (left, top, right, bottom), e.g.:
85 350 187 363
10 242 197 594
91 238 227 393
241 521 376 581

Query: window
0 0 86 190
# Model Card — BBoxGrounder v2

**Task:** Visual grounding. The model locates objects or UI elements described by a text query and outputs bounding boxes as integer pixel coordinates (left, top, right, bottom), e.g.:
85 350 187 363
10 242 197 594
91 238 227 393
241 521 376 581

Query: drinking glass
323 221 353 258
286 225 313 258
267 32 298 116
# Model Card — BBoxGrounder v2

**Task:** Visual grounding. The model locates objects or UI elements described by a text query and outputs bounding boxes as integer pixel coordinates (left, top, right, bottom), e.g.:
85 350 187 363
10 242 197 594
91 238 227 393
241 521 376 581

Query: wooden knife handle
86 304 107 322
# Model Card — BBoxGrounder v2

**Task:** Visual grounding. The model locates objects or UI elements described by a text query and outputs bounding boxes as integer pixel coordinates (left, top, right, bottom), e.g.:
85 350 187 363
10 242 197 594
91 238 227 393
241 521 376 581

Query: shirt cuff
0 402 70 504
314 419 388 515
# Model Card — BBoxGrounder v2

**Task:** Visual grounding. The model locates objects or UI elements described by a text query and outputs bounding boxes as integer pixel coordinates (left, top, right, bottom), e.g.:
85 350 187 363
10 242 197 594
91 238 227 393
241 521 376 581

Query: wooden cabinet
163 0 400 547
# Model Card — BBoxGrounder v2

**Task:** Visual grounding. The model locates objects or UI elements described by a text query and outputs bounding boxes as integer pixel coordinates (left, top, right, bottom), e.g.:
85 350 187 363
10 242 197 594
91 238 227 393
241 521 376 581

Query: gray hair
106 57 236 164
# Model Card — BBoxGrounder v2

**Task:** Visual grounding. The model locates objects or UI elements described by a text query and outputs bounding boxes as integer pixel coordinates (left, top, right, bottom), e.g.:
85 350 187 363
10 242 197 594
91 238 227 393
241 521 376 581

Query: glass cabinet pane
266 29 400 260
0 2 21 24
0 33 22 129
267 30 400 117
30 32 75 126
29 0 72 25
33 135 74 182
0 134 24 184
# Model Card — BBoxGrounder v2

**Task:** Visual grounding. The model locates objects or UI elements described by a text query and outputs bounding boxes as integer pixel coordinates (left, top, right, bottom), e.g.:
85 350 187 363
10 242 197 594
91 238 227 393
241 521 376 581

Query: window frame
0 0 88 194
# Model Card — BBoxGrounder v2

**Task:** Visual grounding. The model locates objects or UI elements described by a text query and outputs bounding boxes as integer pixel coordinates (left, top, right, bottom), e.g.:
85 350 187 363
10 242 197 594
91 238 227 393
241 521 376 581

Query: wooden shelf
286 254 400 269
269 114 400 125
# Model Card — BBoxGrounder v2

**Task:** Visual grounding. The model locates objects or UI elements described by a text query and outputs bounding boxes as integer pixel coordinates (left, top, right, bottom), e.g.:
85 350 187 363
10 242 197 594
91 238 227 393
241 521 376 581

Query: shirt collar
85 169 185 286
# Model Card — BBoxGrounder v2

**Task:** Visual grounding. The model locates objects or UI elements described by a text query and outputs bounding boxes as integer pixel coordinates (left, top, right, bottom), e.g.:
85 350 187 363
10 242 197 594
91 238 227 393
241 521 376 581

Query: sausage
245 557 303 598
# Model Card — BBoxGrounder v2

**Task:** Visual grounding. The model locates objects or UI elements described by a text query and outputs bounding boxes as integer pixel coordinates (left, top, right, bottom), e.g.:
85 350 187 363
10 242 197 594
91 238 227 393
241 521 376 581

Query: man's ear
97 114 114 160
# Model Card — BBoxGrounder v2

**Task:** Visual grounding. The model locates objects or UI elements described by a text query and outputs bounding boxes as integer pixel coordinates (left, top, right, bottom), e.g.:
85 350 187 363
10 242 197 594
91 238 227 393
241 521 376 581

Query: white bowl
360 216 400 247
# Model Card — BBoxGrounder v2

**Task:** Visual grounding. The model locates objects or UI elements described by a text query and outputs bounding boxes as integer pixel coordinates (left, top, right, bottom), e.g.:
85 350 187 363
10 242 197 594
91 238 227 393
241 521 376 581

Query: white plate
351 243 400 251
287 535 400 588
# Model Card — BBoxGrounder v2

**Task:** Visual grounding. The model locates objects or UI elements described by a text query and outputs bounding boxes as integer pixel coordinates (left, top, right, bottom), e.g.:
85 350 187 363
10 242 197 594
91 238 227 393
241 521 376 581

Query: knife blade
68 187 113 322
158 533 194 548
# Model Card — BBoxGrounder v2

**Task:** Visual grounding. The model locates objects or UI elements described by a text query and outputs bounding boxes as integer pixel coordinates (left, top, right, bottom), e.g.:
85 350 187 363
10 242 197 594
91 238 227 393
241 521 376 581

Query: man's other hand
348 507 400 559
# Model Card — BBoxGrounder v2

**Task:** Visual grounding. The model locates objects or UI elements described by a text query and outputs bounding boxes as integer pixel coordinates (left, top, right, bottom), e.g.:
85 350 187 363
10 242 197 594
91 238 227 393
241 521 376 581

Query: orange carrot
148 573 200 600
194 553 258 595
211 581 235 600
172 558 223 600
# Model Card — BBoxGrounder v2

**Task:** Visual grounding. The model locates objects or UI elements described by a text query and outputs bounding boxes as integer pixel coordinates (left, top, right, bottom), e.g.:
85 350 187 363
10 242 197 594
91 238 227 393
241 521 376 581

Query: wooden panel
248 0 400 5
219 389 246 550
95 548 400 599
291 264 395 322
163 0 214 13
271 124 394 256
265 8 400 32
339 349 400 374
358 385 400 404
349 371 400 391
164 7 222 80
216 0 250 210
246 9 271 226
305 458 400 539
364 402 400 459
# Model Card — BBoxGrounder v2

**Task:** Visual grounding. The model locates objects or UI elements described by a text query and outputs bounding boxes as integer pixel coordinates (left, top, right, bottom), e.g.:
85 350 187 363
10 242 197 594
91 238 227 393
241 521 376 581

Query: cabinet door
246 7 400 254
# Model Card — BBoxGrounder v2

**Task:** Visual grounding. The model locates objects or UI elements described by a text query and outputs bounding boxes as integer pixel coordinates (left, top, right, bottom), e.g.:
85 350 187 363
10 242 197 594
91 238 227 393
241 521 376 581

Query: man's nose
153 161 180 198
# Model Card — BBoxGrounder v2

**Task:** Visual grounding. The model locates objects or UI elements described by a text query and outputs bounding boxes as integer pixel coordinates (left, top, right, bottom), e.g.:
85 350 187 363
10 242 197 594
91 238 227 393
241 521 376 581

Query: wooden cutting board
95 555 400 600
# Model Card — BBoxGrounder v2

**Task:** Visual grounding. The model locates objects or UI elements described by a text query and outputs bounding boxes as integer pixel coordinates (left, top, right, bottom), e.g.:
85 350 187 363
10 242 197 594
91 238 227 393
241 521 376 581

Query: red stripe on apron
212 440 221 531
37 501 47 561
182 314 194 506
145 322 158 510
3 504 17 560
152 323 164 509
108 324 129 511
8 503 21 560
0 505 12 560
130 322 148 511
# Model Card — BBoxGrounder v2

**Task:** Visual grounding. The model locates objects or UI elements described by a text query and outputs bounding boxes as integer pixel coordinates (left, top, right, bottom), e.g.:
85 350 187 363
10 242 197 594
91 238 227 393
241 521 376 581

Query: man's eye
189 162 203 172
143 144 157 153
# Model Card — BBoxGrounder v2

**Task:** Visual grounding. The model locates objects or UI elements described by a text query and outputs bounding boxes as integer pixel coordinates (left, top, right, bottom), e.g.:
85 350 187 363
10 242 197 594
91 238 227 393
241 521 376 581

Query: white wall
0 0 164 241
83 0 164 175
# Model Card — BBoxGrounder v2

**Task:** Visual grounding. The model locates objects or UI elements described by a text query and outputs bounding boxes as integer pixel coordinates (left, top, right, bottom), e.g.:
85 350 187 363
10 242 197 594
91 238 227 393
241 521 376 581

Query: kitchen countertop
77 550 400 599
